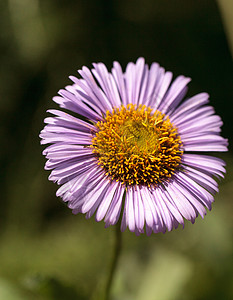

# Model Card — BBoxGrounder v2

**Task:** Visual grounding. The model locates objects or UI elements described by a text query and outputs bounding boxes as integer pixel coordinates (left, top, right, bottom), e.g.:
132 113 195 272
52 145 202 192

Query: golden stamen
91 104 183 187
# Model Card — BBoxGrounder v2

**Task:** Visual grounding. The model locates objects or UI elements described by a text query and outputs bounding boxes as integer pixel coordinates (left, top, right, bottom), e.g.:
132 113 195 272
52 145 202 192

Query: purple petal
105 183 124 226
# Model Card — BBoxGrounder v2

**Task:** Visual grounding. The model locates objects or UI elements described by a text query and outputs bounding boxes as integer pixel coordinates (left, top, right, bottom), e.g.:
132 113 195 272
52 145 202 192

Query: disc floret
91 104 183 187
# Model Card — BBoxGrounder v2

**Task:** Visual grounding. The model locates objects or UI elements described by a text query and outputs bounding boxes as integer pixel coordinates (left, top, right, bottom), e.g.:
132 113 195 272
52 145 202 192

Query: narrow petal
155 188 184 227
182 154 226 177
95 181 119 221
165 181 197 222
112 61 127 105
105 184 125 226
158 75 191 114
152 71 173 110
125 188 136 232
78 66 113 112
92 63 122 107
134 188 145 232
169 93 209 122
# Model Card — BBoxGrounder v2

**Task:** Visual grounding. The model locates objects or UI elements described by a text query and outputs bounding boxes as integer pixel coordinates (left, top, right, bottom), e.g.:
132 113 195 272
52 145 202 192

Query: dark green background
0 0 232 299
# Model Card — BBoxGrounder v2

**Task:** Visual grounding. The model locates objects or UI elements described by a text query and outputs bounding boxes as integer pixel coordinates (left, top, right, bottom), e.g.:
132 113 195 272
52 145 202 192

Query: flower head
40 58 228 235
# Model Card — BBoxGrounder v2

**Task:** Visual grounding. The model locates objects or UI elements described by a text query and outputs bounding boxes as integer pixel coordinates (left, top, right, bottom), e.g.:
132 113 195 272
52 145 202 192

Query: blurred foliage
217 0 233 56
0 0 232 299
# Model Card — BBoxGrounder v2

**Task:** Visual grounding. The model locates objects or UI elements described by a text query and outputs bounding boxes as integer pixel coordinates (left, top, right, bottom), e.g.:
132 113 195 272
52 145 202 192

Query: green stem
104 220 122 300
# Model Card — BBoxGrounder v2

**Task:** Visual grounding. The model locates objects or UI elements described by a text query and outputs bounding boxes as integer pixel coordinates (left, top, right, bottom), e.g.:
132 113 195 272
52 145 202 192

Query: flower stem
104 220 122 300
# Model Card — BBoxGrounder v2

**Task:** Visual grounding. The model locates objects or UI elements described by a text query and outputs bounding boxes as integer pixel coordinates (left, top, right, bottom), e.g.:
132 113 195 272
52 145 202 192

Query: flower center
91 104 183 187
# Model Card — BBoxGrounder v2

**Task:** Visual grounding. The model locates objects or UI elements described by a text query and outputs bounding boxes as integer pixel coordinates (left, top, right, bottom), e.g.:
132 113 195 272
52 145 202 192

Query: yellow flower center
91 104 183 187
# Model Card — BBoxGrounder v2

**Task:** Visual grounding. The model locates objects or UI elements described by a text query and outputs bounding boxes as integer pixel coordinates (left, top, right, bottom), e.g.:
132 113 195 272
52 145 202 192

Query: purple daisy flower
40 58 228 235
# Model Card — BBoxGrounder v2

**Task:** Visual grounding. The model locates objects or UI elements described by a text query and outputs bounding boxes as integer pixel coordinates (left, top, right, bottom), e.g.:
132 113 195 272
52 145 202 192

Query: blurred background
0 0 232 299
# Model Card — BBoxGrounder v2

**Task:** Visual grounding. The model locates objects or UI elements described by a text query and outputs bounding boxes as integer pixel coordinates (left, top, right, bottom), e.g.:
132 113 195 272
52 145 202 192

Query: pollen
91 104 183 187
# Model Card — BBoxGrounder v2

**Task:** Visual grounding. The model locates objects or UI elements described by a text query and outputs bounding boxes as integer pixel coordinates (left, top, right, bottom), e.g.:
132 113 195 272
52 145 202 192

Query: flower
40 58 228 235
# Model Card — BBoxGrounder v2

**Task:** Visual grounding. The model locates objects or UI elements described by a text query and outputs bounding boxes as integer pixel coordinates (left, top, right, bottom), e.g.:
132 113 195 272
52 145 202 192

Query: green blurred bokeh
0 0 232 299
